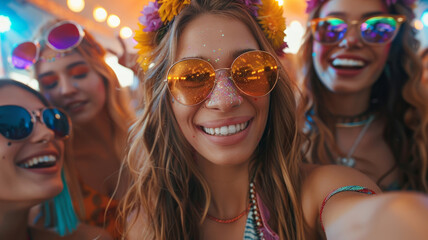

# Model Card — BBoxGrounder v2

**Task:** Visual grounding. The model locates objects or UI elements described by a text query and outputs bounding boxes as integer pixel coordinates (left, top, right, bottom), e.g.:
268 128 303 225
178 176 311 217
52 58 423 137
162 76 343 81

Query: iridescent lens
231 51 278 96
11 42 38 69
361 16 397 43
47 23 82 51
313 18 347 44
42 108 70 138
0 105 33 140
167 59 216 105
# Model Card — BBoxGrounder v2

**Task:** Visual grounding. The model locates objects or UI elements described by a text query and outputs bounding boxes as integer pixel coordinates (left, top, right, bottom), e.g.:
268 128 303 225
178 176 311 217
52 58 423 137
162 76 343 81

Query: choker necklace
336 115 375 167
334 110 374 128
207 204 251 224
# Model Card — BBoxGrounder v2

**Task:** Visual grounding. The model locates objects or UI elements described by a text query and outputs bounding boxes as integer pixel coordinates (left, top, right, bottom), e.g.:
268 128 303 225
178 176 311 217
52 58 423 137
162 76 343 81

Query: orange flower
257 0 286 51
134 23 156 71
158 0 191 22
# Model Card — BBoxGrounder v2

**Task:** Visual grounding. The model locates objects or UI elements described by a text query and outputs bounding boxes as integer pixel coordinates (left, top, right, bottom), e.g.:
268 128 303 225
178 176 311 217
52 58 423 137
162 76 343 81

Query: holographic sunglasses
166 50 279 106
0 105 71 140
309 14 406 45
11 21 85 69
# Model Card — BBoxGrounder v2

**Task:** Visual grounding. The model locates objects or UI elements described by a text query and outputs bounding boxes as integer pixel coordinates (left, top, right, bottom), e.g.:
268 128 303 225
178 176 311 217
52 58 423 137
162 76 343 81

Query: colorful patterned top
78 181 120 239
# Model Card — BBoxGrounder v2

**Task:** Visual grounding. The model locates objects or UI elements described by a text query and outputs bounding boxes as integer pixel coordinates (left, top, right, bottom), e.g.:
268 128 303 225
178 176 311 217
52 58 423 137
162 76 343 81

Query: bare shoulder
300 164 381 228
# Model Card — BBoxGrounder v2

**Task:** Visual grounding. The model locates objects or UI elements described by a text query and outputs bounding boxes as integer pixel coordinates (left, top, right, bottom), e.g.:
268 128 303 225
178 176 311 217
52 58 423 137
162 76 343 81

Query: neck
73 107 116 153
322 88 371 116
198 159 250 219
0 207 30 240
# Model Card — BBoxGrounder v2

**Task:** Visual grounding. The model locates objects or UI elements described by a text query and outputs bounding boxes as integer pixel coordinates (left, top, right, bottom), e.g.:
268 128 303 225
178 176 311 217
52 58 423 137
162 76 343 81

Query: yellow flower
134 23 156 71
158 0 191 23
257 0 286 50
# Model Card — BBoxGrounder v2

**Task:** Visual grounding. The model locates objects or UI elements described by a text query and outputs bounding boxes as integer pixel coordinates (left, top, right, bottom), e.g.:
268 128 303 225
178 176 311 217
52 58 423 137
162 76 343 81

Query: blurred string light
413 19 424 30
107 14 120 28
67 0 85 13
422 10 428 27
283 20 304 54
120 26 133 39
93 7 107 22
0 15 11 33
276 0 284 6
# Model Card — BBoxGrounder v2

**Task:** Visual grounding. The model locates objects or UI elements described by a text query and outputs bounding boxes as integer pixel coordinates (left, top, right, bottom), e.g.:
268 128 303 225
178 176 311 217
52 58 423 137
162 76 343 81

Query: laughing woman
119 0 428 239
298 0 428 191
24 20 136 237
0 79 111 240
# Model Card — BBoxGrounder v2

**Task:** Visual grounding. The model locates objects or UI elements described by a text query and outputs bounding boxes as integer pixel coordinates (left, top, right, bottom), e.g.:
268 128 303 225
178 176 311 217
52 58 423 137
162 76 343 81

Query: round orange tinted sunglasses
166 50 279 105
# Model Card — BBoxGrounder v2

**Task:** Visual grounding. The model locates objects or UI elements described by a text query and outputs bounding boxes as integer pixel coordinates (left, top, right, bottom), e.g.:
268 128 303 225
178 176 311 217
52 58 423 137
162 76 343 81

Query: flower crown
306 0 417 13
135 0 288 71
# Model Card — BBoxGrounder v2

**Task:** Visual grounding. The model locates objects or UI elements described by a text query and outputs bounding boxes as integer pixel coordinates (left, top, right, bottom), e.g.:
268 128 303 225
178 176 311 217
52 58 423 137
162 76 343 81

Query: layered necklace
206 182 265 239
335 112 376 168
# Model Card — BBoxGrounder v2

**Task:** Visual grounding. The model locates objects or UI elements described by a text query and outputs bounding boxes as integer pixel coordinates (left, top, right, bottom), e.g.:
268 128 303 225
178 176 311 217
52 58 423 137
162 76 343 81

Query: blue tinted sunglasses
0 105 70 140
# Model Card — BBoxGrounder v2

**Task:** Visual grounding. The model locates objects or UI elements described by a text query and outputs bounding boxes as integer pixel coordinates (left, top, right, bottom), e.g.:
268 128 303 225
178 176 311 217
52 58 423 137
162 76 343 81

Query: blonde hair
298 2 427 191
119 0 308 239
34 20 135 160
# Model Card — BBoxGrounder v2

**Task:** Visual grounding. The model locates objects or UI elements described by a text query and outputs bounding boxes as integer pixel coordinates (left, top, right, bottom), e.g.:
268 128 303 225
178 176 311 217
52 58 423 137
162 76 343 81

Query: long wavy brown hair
119 0 308 239
298 2 427 191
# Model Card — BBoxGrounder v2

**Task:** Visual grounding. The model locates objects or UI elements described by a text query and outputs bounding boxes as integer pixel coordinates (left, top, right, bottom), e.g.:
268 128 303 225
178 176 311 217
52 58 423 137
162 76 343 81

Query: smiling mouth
202 121 249 136
17 155 57 169
331 58 366 69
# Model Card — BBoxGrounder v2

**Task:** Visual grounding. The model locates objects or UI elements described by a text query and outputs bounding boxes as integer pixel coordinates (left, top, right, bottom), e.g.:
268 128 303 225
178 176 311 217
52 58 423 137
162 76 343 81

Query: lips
64 100 87 112
202 121 249 136
16 151 60 170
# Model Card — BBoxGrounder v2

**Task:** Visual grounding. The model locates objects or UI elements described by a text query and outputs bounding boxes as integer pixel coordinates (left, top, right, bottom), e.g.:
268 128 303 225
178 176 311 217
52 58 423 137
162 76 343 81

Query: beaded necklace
249 182 265 240
207 204 251 224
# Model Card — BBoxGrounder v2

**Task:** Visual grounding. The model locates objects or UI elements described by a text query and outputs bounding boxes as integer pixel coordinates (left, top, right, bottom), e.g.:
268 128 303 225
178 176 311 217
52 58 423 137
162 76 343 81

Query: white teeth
203 121 249 136
19 155 57 168
332 58 365 67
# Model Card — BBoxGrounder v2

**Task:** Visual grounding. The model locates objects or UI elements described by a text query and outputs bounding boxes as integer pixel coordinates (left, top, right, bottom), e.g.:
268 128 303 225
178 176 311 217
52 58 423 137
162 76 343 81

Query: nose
205 69 243 111
30 114 55 144
59 76 78 96
338 20 363 48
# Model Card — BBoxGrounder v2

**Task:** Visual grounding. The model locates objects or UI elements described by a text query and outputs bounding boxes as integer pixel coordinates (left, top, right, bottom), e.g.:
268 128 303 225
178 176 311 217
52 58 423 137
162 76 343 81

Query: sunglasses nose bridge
205 68 243 110
338 20 364 48
29 110 55 143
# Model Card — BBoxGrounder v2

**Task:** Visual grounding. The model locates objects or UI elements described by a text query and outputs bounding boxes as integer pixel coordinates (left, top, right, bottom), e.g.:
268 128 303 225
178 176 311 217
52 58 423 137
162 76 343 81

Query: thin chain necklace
336 114 375 167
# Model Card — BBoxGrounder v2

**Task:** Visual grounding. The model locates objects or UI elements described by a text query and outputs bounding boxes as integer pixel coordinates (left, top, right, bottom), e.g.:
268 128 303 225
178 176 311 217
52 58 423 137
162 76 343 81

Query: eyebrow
180 48 258 62
326 11 386 18
38 61 87 78
66 61 87 70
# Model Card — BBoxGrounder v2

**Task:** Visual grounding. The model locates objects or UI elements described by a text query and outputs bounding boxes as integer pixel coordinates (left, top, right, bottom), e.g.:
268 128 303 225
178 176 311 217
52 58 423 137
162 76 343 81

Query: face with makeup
171 13 270 167
312 0 391 95
36 48 106 124
0 85 64 204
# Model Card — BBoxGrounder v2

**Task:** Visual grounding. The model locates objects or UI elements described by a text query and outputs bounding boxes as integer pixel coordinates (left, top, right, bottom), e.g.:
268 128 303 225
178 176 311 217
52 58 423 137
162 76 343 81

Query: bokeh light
107 14 120 28
0 15 11 33
120 26 133 39
93 7 107 22
67 0 85 13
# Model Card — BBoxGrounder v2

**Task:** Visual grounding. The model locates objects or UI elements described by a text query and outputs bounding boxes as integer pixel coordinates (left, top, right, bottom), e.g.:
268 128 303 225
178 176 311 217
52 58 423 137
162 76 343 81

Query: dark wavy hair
298 2 427 191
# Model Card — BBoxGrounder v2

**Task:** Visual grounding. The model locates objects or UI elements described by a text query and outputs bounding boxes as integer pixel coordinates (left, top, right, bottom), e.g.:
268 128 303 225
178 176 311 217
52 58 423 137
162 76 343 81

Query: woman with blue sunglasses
11 20 137 237
298 0 427 191
0 79 112 240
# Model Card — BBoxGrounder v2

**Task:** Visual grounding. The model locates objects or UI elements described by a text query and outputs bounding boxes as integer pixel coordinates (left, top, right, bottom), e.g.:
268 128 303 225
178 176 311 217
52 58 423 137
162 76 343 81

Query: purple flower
138 1 162 32
275 42 288 57
306 0 326 13
238 0 261 17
